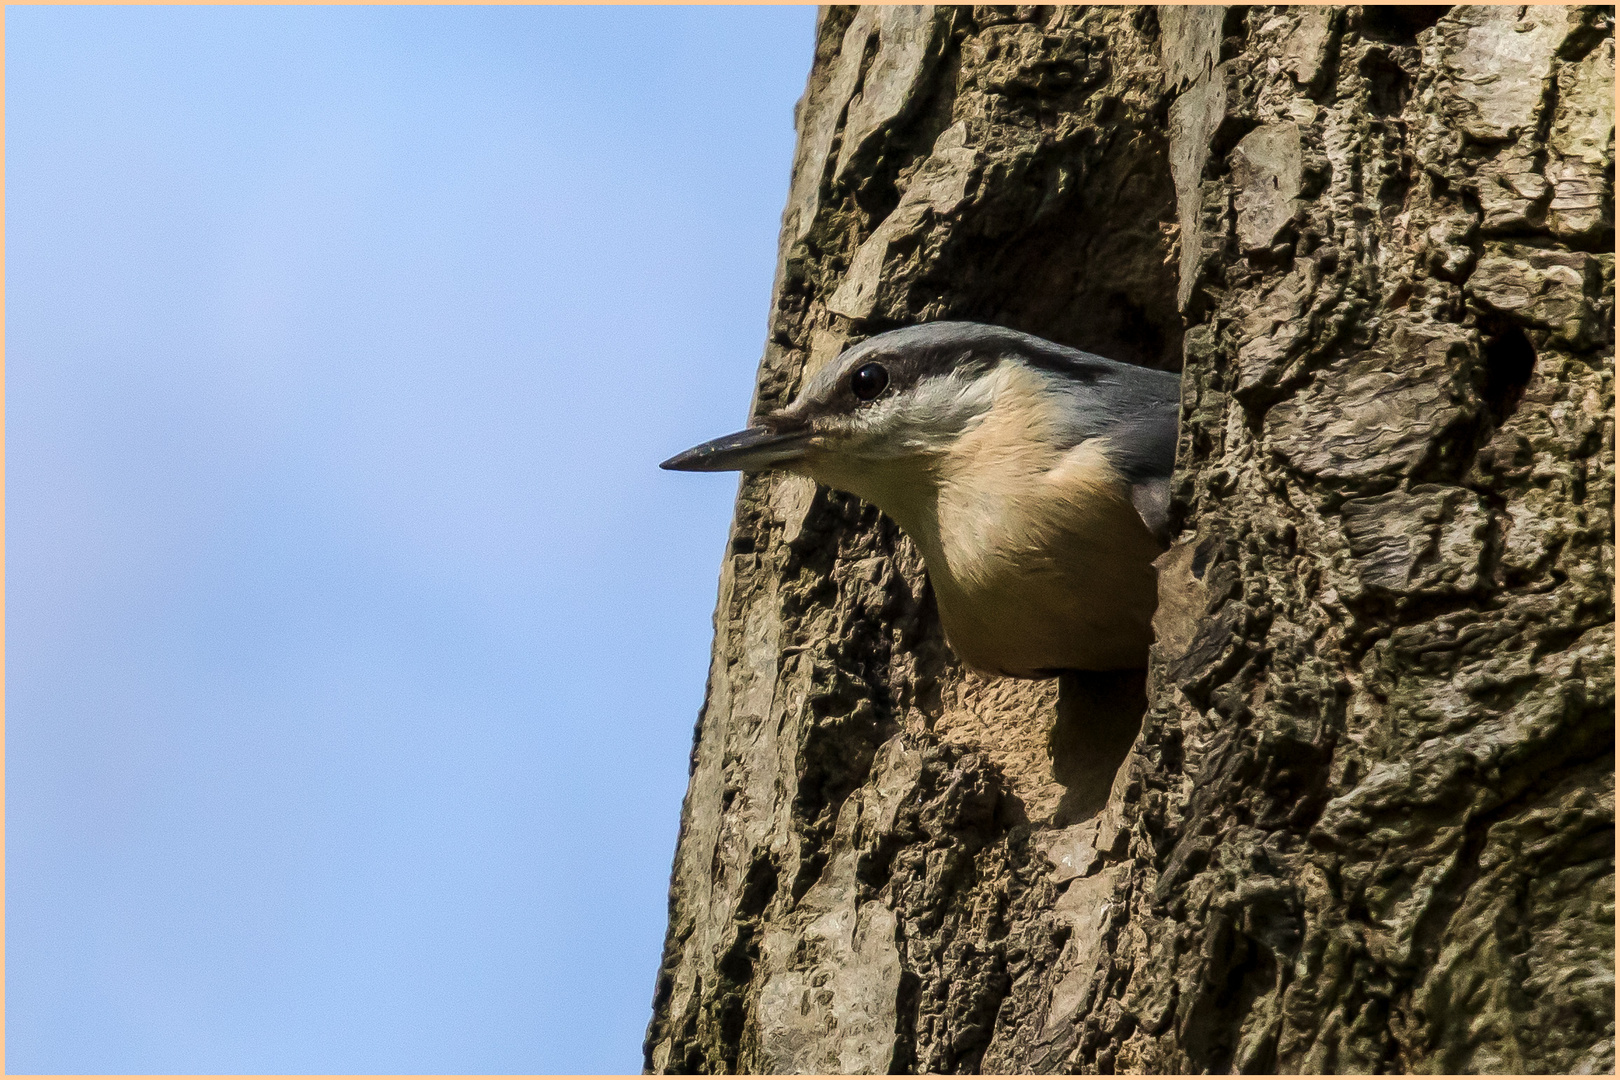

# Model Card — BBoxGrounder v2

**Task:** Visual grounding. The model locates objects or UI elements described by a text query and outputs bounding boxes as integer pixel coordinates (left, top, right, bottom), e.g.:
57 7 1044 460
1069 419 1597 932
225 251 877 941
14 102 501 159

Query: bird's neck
804 453 947 545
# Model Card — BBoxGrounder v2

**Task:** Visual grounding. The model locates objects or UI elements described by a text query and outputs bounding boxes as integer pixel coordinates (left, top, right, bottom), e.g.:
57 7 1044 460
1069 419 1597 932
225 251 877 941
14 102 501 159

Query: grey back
842 322 1181 481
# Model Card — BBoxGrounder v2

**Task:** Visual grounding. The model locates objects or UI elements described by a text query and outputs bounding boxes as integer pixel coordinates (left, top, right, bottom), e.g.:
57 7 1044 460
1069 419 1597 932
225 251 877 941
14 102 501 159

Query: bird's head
661 322 1042 505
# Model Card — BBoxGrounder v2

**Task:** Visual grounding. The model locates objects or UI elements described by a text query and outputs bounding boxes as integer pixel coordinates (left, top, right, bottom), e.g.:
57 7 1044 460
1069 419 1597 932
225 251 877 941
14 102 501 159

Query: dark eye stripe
850 362 889 401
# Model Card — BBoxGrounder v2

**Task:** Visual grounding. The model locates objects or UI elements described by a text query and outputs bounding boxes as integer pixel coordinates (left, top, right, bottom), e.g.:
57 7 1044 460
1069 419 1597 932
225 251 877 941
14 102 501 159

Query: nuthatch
662 322 1179 677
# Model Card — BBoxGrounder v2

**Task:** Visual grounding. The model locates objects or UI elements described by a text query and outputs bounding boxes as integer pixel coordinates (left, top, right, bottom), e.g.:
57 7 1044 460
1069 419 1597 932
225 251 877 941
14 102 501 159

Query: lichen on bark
646 6 1614 1074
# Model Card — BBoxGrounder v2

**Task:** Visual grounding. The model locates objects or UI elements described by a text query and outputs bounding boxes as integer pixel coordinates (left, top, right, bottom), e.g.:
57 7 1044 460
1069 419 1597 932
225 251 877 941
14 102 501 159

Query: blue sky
6 5 816 1072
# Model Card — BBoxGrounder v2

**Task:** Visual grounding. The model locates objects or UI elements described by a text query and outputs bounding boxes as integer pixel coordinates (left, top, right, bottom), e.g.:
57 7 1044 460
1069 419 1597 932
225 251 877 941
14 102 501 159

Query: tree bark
646 6 1615 1074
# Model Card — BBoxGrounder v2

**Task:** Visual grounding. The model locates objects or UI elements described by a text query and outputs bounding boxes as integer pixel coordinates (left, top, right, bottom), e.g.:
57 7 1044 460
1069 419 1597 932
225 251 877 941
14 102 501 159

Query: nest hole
1482 322 1536 422
1357 5 1451 45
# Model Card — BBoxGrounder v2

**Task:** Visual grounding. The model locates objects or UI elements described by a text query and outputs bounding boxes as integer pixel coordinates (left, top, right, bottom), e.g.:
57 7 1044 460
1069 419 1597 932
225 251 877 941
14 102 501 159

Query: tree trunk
645 6 1615 1074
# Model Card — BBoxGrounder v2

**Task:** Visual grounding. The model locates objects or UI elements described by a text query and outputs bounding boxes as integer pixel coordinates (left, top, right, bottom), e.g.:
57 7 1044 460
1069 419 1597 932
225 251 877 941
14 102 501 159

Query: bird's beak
660 425 812 473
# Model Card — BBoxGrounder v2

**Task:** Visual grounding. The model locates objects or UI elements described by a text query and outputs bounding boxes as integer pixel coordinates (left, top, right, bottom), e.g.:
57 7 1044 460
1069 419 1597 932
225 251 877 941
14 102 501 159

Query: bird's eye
850 362 889 401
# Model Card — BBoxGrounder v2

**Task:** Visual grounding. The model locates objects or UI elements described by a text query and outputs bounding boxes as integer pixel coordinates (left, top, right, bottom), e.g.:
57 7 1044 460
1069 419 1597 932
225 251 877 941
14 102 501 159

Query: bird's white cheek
797 452 882 500
794 452 928 525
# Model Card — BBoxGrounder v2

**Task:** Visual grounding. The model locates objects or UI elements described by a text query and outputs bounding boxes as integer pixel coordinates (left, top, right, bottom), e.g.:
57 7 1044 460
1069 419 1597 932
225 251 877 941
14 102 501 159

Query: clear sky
6 5 817 1072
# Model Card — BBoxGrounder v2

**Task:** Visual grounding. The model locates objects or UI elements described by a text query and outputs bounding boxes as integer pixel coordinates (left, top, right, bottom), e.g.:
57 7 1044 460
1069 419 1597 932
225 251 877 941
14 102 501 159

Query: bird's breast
923 420 1163 676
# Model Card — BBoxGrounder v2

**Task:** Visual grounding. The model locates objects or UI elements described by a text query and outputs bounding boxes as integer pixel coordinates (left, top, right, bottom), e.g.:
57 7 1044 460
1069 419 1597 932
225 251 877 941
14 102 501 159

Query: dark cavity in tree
1359 48 1412 116
1482 320 1537 422
1356 5 1453 46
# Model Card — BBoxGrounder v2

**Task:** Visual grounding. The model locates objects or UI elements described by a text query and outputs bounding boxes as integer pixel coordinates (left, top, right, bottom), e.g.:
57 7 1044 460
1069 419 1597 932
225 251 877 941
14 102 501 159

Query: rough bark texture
647 6 1614 1074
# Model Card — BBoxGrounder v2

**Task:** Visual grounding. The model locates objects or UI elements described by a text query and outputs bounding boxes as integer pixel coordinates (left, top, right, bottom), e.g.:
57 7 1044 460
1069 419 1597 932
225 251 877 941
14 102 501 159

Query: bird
661 321 1180 678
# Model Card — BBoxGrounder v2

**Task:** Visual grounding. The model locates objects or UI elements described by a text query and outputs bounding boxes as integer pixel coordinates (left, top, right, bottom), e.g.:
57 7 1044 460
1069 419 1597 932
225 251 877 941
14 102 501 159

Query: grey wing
1043 359 1180 543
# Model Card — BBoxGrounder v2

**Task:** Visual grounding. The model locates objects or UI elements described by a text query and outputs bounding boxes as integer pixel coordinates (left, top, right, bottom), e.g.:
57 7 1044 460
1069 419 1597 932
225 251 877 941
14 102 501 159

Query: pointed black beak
660 425 812 473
